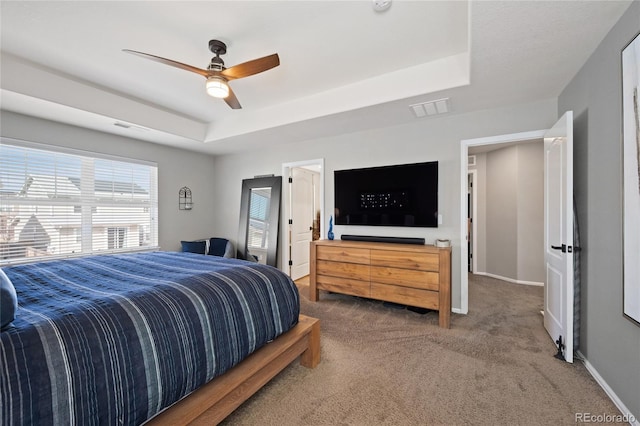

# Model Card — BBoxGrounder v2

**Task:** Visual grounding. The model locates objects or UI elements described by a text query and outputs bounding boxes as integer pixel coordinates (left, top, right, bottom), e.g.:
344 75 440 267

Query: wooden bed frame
146 314 320 425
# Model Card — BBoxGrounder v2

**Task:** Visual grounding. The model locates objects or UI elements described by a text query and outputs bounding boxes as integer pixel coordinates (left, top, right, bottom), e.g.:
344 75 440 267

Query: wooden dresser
310 240 452 328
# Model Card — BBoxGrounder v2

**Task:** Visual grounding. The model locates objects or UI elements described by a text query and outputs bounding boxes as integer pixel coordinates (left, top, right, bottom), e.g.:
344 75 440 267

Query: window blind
0 139 158 265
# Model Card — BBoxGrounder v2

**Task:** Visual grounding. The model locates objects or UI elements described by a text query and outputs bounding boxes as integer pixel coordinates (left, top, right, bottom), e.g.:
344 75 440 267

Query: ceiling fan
123 39 279 109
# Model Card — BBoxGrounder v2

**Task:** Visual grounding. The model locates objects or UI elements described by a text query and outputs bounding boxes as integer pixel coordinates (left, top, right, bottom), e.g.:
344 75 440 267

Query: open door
543 111 574 363
289 167 315 280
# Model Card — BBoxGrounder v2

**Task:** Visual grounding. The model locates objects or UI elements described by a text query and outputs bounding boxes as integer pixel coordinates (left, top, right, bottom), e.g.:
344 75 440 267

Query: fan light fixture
206 76 229 98
123 39 280 109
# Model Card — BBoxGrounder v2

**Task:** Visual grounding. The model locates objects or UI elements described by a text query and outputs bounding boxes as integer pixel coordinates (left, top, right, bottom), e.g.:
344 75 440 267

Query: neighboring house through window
0 138 159 264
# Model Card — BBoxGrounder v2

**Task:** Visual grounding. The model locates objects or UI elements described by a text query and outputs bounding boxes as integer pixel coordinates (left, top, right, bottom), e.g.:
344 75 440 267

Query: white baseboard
452 308 465 314
474 271 544 287
577 350 639 425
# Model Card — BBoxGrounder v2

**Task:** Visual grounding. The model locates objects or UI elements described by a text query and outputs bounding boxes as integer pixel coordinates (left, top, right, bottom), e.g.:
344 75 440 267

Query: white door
543 111 574 363
290 168 314 280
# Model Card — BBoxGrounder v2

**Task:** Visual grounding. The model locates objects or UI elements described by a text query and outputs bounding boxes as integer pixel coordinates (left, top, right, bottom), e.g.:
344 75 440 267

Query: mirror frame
237 176 282 267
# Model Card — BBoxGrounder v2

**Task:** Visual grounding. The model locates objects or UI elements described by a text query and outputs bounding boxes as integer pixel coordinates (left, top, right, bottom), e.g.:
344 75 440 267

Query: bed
0 251 320 425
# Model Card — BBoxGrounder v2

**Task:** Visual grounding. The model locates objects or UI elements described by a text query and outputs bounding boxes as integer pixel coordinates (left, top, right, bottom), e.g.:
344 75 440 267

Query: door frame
281 158 325 277
467 169 478 274
459 130 546 314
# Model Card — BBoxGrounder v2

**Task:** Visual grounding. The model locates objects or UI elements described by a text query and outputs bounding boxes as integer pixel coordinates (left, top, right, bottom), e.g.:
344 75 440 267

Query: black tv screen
334 161 438 227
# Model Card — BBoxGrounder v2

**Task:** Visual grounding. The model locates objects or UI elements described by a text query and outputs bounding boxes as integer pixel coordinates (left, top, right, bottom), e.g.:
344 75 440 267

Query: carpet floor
220 274 620 425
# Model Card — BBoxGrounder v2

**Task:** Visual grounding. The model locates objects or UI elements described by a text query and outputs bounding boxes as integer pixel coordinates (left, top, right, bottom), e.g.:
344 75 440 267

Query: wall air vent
409 98 450 118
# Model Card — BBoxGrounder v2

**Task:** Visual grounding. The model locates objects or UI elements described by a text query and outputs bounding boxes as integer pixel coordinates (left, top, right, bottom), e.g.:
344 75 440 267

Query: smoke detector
372 0 391 12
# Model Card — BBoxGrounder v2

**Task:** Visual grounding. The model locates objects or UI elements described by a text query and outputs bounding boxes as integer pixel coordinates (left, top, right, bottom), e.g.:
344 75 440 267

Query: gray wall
0 111 217 252
486 146 519 279
559 0 639 417
473 142 544 283
471 152 488 272
212 98 557 311
516 142 544 282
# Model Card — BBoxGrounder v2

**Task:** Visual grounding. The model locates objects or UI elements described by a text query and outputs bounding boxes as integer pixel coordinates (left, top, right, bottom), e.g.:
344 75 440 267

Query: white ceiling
0 1 633 155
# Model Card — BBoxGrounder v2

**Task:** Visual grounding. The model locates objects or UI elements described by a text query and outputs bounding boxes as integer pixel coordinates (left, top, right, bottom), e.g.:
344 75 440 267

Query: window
107 227 127 249
0 138 158 265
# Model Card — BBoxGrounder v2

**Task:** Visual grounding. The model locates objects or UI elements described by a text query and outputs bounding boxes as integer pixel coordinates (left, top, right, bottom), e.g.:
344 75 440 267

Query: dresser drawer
370 283 439 310
317 245 370 264
370 250 439 271
370 266 439 291
317 259 370 281
316 275 370 298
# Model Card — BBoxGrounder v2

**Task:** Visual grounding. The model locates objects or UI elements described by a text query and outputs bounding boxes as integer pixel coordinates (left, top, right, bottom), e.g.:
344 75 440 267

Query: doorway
459 130 546 314
461 118 575 363
281 159 325 280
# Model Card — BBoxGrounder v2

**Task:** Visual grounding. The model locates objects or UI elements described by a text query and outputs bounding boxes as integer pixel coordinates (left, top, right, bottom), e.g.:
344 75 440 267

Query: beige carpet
221 274 620 425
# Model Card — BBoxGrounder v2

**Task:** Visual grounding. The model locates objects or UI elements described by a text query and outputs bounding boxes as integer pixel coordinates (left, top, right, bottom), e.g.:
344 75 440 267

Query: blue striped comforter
0 251 300 425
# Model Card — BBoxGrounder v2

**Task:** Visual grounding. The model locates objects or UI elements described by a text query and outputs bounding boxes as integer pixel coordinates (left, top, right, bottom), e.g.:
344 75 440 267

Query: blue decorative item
328 216 335 240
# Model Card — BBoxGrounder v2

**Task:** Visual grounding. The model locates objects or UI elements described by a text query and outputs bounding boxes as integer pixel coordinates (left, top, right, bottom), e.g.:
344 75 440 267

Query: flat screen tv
334 161 438 227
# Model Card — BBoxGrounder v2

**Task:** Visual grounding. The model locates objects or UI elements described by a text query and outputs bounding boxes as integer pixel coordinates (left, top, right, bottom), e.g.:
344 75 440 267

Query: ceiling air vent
409 98 450 118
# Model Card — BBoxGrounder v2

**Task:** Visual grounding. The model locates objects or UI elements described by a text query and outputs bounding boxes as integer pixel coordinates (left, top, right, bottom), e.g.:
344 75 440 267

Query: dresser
309 240 452 328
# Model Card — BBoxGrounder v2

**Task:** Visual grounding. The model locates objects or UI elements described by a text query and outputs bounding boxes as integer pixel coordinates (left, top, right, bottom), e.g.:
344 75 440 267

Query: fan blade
221 54 279 80
224 86 242 109
123 49 211 78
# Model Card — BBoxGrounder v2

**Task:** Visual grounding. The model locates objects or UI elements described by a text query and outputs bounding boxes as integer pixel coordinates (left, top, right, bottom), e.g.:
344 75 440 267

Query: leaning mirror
237 176 282 267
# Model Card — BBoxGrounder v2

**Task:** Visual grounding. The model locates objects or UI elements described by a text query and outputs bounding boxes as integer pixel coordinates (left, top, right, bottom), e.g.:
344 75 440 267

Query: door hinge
288 177 293 183
288 219 293 225
554 335 566 361
288 260 293 266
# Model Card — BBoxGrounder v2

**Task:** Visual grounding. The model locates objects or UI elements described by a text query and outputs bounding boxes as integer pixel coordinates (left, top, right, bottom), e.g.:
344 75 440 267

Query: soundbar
340 235 425 245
